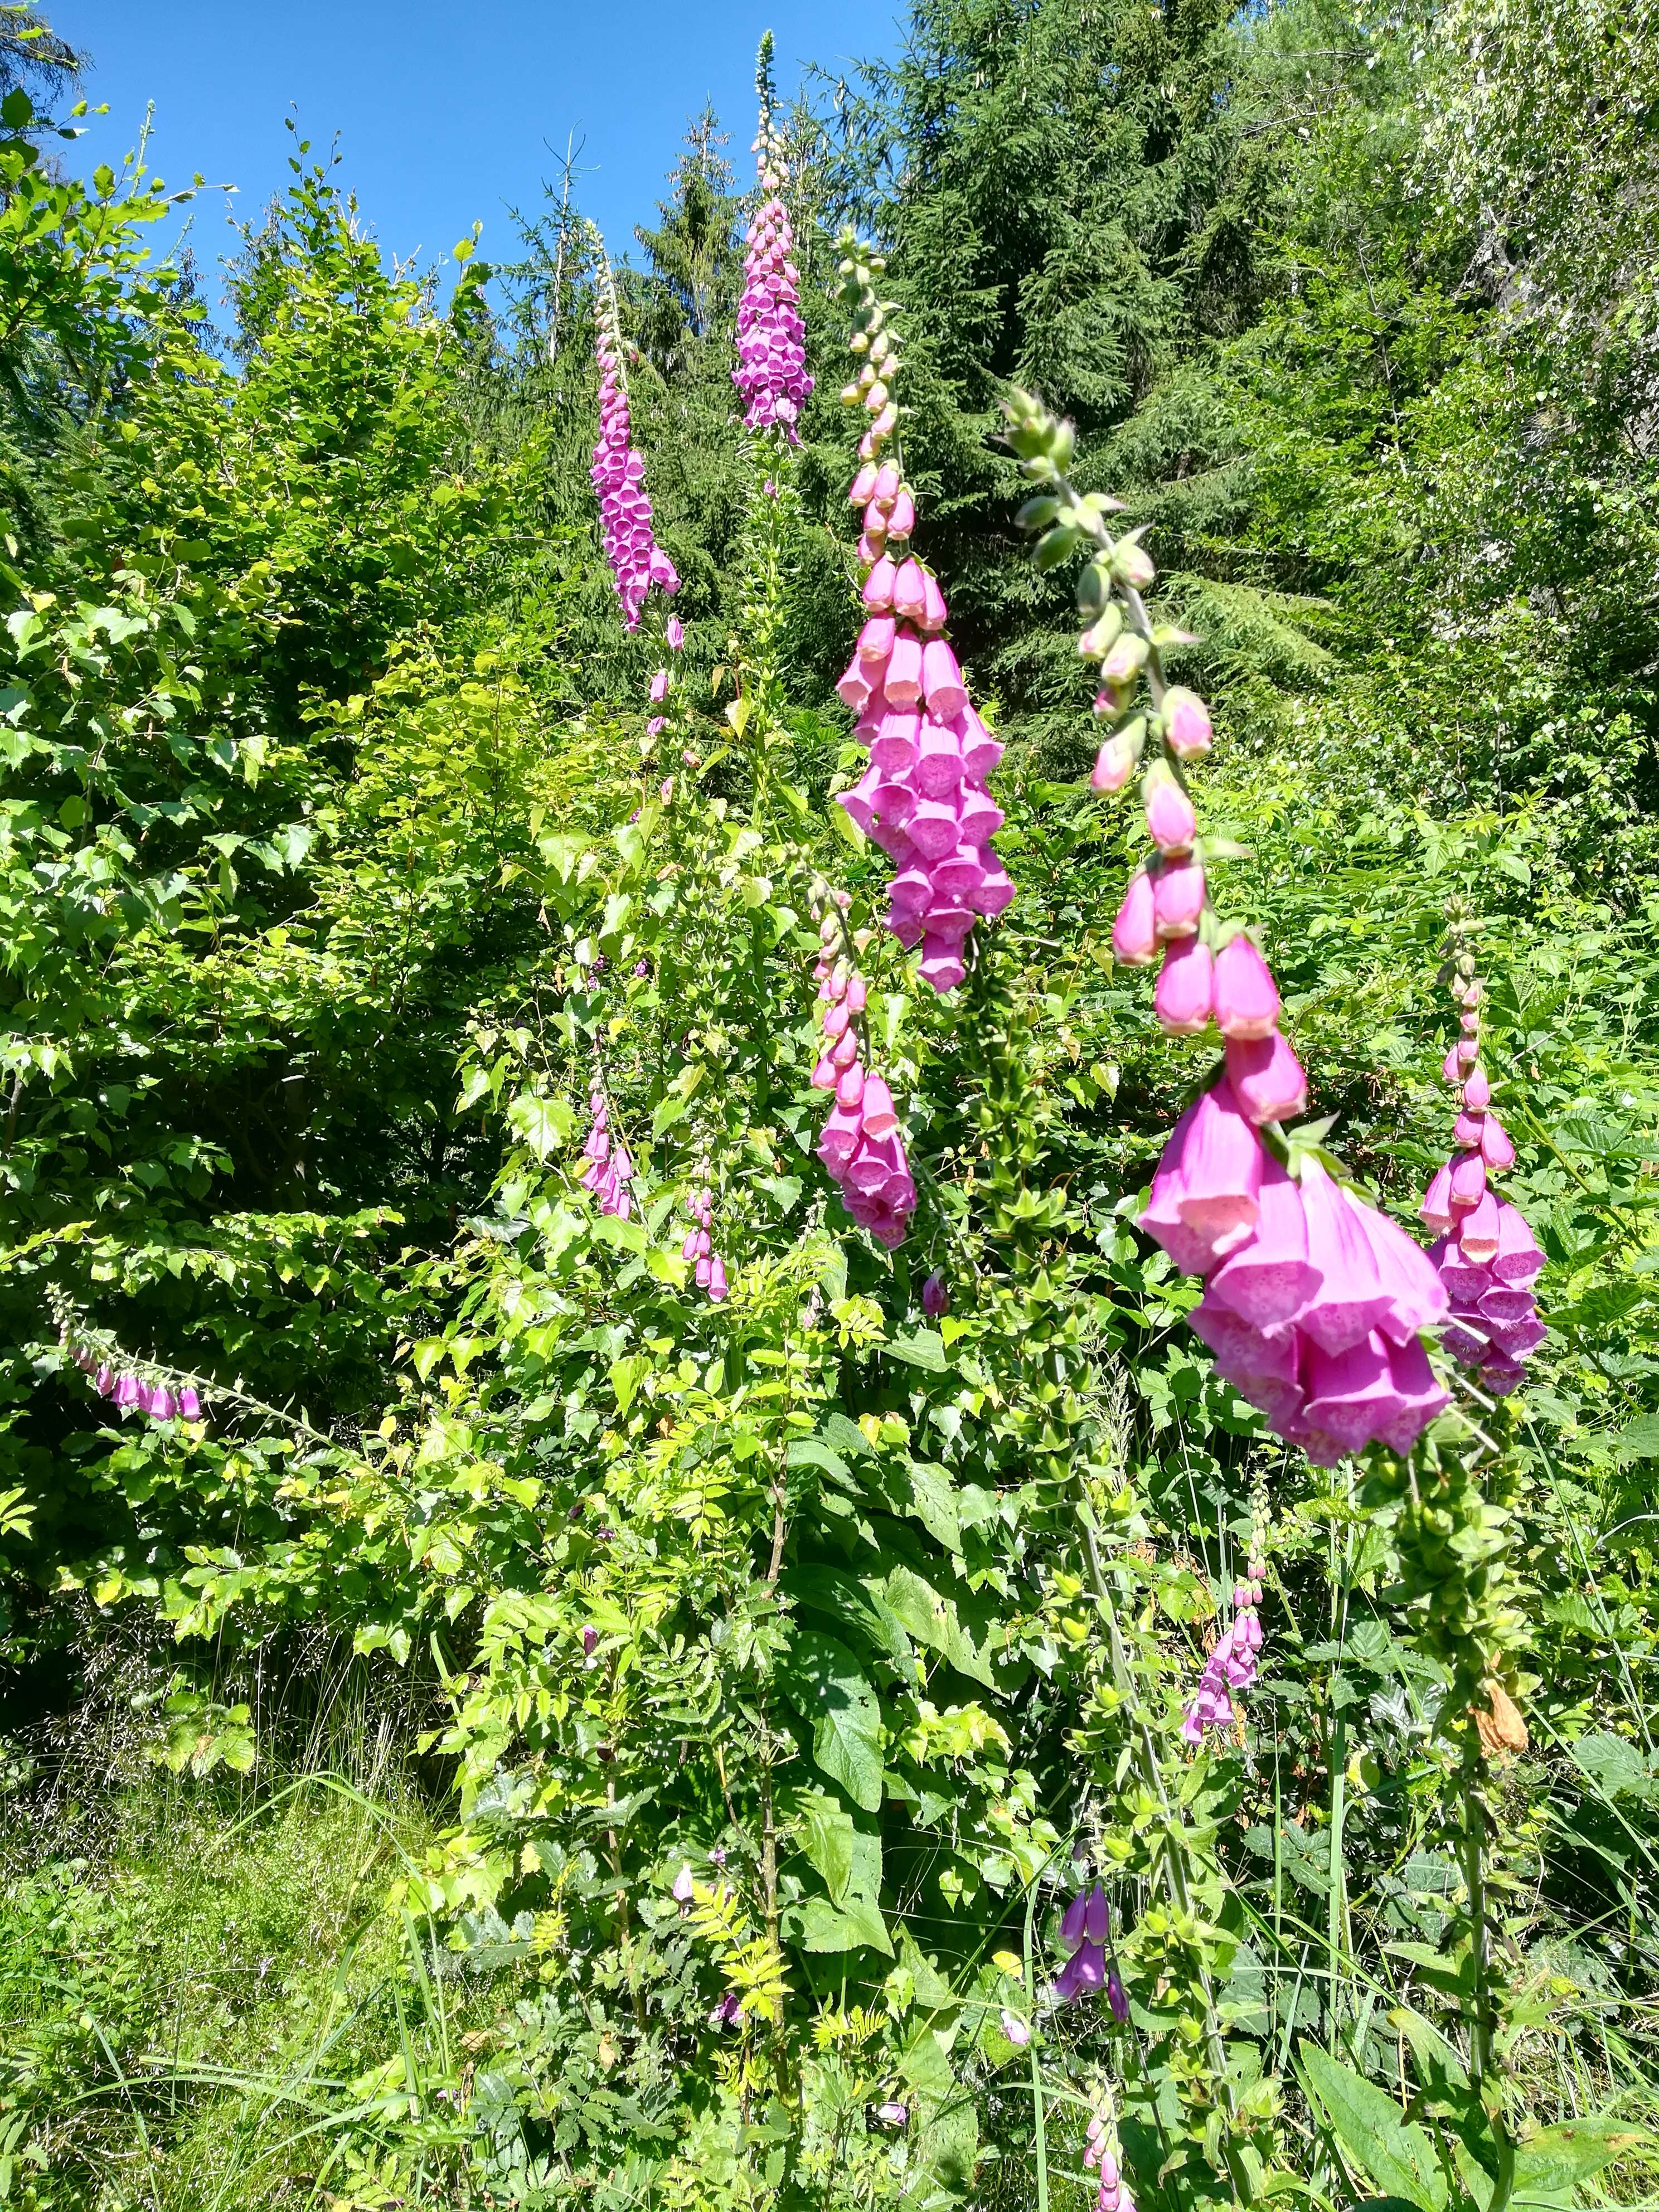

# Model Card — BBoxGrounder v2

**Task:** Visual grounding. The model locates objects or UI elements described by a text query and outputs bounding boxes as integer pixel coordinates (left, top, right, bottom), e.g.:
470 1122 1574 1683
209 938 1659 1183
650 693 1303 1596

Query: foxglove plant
1007 388 1451 1466
1182 1475 1267 1743
1053 1878 1113 2003
579 1065 636 1221
831 235 1013 993
1082 2097 1139 2212
680 1147 729 1301
733 34 812 442
1424 949 1545 1396
809 880 916 1246
589 223 680 630
50 1288 203 1423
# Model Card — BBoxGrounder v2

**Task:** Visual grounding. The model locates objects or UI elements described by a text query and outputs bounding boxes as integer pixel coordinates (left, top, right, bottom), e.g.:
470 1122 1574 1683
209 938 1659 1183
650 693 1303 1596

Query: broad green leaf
778 1629 884 1812
1299 2043 1446 2211
1515 2117 1649 2194
880 1563 993 1686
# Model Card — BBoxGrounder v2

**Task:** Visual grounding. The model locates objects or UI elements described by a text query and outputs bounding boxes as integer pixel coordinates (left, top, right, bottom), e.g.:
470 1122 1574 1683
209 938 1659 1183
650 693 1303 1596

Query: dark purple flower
1107 1970 1128 2022
581 1626 599 1656
921 1270 949 1318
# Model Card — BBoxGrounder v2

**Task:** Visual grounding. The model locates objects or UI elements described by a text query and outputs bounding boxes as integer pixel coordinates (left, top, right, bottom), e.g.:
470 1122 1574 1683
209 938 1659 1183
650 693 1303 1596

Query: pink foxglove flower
1142 764 1196 855
1111 871 1157 966
1213 934 1280 1040
1152 856 1205 940
1153 935 1214 1034
733 45 813 440
1162 687 1212 759
589 231 680 630
1427 989 1545 1394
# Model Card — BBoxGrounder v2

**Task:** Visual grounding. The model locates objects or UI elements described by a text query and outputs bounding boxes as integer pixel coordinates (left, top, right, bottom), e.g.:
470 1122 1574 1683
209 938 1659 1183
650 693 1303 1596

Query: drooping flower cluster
52 1298 202 1423
680 1149 729 1301
1183 1485 1267 1743
580 1070 634 1220
1424 959 1545 1395
733 35 812 440
589 225 680 630
1149 1080 1450 1462
833 238 1012 992
811 885 916 1246
1053 1879 1127 2017
1085 2134 1137 2212
1007 386 1452 1466
67 1343 201 1423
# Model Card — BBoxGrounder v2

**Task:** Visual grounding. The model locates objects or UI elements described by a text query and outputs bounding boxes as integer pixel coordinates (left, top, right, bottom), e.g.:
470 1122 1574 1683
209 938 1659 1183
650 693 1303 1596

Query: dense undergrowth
2 0 1659 2204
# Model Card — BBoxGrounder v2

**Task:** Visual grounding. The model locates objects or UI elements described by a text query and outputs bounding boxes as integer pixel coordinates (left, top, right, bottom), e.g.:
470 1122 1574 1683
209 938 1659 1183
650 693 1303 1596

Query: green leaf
1299 2043 1447 2211
886 1327 947 1372
778 1629 884 1812
780 1564 915 1667
795 1791 856 1900
1515 2117 1650 2194
906 1463 962 1553
880 1564 993 1685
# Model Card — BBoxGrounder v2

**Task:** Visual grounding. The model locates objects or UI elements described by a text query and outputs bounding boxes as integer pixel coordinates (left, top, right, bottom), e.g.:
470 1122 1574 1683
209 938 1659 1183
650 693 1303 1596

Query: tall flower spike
809 882 917 1248
1426 938 1544 1398
833 232 1011 993
589 224 680 629
1009 384 1448 1469
733 33 813 442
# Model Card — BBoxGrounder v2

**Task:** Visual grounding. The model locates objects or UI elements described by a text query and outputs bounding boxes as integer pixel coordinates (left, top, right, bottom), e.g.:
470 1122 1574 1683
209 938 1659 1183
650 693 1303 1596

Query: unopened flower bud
1161 687 1212 760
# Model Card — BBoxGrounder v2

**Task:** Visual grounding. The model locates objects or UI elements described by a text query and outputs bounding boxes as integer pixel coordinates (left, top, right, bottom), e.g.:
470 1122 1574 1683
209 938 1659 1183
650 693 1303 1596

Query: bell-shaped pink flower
885 630 924 706
1214 934 1279 1040
709 1255 729 1301
1162 686 1212 759
1480 1114 1516 1171
871 707 920 772
649 669 669 703
1224 1029 1307 1126
920 570 948 632
1297 1163 1396 1355
862 555 896 612
921 638 968 721
836 1063 865 1110
1491 1198 1544 1284
178 1386 202 1420
1351 1199 1449 1345
916 719 964 798
836 656 875 713
860 1074 899 1138
1206 1154 1318 1329
892 558 928 623
1154 936 1214 1034
1138 1077 1263 1274
1092 736 1137 792
1143 768 1197 855
857 614 895 666
667 615 685 649
921 1270 948 1317
1458 1187 1502 1264
1449 1149 1486 1211
1112 871 1157 967
1421 1164 1455 1235
1463 1066 1491 1110
1153 857 1205 939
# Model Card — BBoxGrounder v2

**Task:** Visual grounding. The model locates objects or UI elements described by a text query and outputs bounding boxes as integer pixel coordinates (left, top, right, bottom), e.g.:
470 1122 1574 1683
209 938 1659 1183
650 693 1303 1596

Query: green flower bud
1079 605 1124 658
1110 535 1155 591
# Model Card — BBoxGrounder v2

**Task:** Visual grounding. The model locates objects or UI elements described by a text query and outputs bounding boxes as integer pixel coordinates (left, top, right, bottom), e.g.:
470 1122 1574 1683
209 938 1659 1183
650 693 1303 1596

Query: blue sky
52 1 904 305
